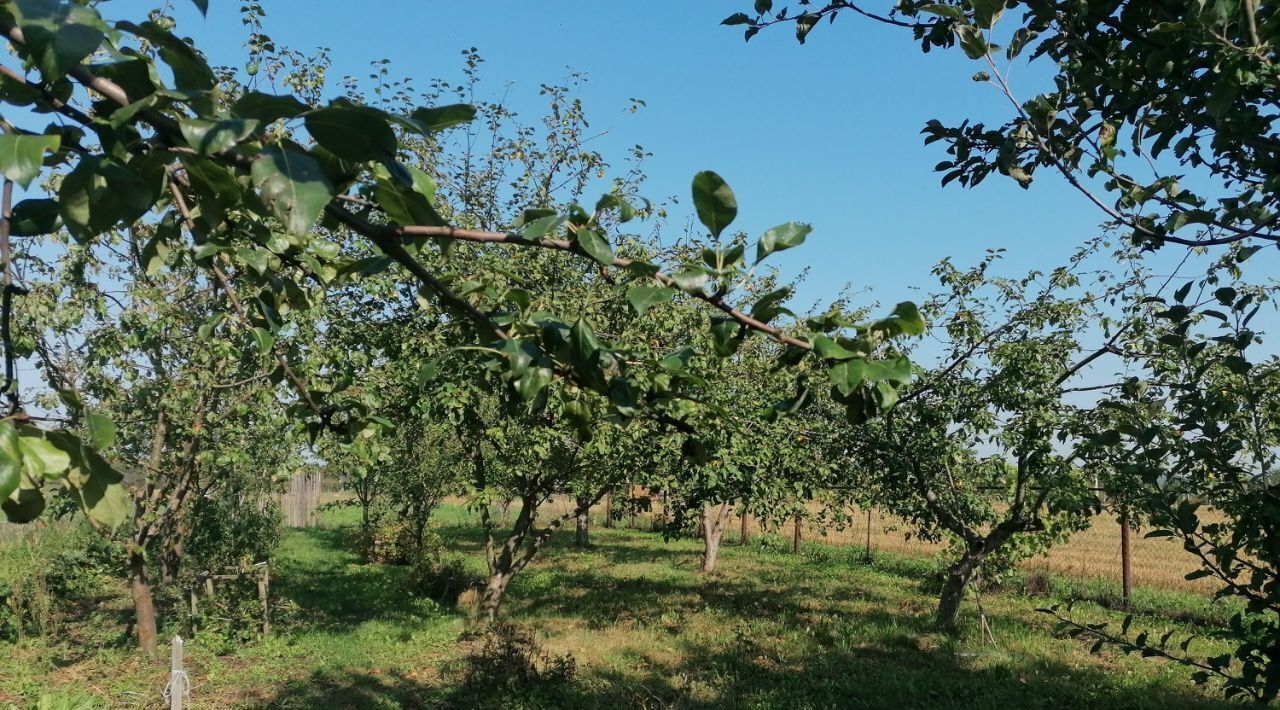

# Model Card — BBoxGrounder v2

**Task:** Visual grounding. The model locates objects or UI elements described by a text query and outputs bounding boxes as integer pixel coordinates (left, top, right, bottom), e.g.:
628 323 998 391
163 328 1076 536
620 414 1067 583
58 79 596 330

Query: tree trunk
574 495 591 547
129 551 158 656
603 492 614 528
481 570 514 621
792 512 803 553
159 514 190 584
700 503 730 573
739 509 750 544
936 550 982 633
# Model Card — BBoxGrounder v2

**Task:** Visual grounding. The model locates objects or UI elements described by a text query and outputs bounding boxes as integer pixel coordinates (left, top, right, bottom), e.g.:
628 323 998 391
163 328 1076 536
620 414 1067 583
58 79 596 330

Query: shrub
459 622 576 692
364 519 422 565
185 496 282 573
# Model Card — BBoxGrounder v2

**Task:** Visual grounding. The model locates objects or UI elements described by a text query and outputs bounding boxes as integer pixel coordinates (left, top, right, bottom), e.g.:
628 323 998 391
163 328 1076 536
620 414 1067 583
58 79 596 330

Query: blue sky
115 0 1123 312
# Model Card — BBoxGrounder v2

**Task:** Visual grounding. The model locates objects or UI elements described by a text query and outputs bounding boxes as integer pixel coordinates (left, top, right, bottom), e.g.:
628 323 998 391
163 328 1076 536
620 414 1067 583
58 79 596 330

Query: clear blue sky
117 0 1128 312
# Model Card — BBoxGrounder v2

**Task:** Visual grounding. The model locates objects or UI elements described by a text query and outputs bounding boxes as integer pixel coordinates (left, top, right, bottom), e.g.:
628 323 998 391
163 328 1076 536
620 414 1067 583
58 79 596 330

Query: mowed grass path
3 505 1239 709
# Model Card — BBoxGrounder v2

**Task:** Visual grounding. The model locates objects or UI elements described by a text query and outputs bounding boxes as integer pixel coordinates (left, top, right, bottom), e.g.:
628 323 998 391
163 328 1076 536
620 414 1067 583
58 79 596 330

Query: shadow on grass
581 633 1234 710
255 623 1232 710
258 668 444 709
261 519 1230 709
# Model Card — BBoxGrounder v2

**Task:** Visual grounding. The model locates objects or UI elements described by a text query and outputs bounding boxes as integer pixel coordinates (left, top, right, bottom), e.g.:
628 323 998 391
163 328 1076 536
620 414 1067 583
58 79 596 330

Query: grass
0 504 1244 709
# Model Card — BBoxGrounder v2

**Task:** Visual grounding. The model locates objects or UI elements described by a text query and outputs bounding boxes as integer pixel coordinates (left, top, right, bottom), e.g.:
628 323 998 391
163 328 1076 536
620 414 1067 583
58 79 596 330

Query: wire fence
535 496 1219 596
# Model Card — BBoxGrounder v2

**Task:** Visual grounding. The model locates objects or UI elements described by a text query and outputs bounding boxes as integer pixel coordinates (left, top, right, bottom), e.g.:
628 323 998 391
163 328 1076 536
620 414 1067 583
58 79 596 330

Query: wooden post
168 635 186 710
1120 510 1132 606
259 564 271 636
792 512 802 554
864 508 873 561
188 586 198 635
740 510 750 544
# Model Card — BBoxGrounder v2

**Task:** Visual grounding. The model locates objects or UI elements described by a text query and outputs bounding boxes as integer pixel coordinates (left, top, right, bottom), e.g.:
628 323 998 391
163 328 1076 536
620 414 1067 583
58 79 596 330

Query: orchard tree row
0 0 1276 702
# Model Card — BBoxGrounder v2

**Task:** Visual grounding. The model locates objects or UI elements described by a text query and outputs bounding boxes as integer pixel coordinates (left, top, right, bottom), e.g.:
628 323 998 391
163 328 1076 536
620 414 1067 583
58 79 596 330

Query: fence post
1120 509 1132 606
864 508 873 561
168 635 186 710
259 563 271 637
792 512 802 554
188 585 198 636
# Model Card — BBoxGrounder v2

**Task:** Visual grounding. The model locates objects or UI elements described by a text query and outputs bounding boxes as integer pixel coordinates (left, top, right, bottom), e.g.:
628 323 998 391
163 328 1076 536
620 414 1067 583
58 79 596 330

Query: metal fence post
1120 510 1132 606
864 508 873 561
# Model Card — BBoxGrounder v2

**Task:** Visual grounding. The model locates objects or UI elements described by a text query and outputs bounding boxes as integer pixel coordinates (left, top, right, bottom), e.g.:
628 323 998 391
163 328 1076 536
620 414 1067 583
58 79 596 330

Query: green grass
0 505 1243 709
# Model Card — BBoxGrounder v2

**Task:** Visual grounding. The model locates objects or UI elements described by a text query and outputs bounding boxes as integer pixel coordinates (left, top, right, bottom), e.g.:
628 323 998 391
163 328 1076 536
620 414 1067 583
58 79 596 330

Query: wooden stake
168 635 186 710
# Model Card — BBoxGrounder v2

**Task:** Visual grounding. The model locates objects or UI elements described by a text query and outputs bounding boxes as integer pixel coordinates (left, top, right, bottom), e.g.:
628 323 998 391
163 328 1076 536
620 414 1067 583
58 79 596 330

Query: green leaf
516 208 556 227
515 366 553 401
691 171 737 238
305 102 397 162
627 285 675 315
12 0 107 80
750 286 793 323
722 12 753 25
1173 280 1193 303
2 485 44 523
756 222 811 263
251 148 335 236
236 246 270 276
8 198 61 235
232 92 310 124
595 193 635 222
179 117 260 156
709 317 743 356
869 302 926 337
864 355 913 383
140 231 172 276
573 226 614 266
0 134 59 188
115 20 213 93
189 0 209 15
970 0 1004 28
407 104 478 133
0 421 22 501
829 359 867 397
79 474 128 529
523 214 566 241
671 265 710 294
252 327 276 355
17 432 69 479
417 360 440 386
954 24 989 59
59 156 157 241
85 411 115 451
812 335 858 361
372 163 443 226
181 156 241 227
